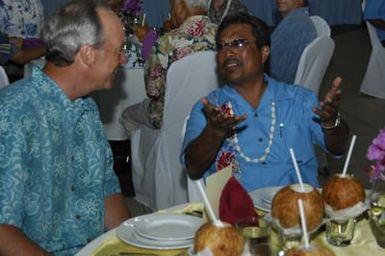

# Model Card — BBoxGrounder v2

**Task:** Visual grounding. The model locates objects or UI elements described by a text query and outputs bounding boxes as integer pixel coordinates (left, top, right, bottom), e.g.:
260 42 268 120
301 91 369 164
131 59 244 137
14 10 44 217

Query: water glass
236 216 271 255
369 181 385 248
326 218 356 246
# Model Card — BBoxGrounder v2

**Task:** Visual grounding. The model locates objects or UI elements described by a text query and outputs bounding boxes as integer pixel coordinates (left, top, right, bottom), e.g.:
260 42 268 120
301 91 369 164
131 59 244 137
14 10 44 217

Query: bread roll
194 222 245 256
322 174 365 210
271 184 324 231
286 245 335 256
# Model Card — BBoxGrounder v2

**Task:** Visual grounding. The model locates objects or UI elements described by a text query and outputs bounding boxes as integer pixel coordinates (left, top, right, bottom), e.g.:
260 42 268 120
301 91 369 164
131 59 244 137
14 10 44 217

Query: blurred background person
207 0 250 24
269 0 316 84
364 0 385 47
120 0 217 135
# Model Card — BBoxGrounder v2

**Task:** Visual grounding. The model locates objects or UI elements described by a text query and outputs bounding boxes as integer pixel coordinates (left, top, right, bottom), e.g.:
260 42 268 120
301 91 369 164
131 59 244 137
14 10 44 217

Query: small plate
249 186 283 212
116 213 203 250
134 213 202 241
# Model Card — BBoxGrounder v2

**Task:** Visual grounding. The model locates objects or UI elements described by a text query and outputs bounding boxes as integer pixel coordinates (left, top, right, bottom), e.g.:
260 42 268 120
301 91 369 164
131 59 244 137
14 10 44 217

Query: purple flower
122 0 143 17
367 128 385 182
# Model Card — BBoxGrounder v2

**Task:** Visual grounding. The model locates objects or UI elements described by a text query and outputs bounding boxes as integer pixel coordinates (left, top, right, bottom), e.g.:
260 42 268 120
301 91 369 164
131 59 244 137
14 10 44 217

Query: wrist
321 112 341 129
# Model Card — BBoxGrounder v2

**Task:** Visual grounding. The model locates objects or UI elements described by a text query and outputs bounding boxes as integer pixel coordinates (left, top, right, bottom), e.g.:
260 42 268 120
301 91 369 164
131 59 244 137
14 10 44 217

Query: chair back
310 15 331 37
130 51 220 210
0 65 9 89
294 36 335 95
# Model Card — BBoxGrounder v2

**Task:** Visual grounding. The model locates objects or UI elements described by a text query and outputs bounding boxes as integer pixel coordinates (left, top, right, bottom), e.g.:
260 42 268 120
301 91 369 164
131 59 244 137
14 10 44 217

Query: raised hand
201 97 247 137
312 77 342 126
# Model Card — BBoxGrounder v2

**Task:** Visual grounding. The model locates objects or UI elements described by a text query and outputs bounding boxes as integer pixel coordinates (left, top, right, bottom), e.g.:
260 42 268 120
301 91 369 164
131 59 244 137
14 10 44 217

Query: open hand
312 77 342 125
201 98 247 137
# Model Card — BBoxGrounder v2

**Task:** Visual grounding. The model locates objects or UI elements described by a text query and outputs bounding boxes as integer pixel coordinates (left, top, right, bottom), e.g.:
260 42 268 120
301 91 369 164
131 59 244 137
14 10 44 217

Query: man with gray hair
0 0 130 255
120 0 217 134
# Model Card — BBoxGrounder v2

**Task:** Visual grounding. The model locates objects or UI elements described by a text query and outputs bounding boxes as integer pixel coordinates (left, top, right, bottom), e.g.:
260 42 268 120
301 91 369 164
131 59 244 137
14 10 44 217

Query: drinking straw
194 179 224 227
289 148 305 191
342 135 357 177
141 13 146 27
298 199 310 248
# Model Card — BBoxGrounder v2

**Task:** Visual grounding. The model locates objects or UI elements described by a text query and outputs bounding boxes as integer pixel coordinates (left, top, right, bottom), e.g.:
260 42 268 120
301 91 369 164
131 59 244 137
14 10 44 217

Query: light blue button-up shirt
0 67 121 255
182 75 330 192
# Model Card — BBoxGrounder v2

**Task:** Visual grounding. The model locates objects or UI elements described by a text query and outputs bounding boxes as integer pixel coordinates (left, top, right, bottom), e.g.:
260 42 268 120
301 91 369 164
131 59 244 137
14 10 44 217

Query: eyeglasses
217 38 257 51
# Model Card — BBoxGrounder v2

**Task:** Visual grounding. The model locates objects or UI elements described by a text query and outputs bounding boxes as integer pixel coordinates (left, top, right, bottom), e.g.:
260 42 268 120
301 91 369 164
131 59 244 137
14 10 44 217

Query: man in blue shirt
182 12 349 192
0 0 130 255
269 0 317 84
364 0 385 47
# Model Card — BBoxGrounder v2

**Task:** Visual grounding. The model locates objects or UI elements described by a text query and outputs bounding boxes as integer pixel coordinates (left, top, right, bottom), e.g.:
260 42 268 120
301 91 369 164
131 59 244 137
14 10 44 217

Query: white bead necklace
229 101 276 163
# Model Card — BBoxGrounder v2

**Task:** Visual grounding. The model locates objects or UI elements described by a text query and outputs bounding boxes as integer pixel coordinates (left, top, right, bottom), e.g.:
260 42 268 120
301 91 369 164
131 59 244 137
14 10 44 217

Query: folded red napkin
219 176 258 225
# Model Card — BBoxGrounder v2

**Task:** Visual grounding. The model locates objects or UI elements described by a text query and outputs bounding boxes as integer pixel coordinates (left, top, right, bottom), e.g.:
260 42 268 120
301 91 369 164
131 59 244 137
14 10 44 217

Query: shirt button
258 138 263 142
76 214 81 220
262 161 267 165
254 113 258 117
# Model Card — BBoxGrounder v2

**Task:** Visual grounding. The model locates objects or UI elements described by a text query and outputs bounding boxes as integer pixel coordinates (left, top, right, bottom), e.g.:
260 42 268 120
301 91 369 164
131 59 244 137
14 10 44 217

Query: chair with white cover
310 15 331 37
359 20 385 99
130 51 220 210
0 65 9 89
294 35 335 95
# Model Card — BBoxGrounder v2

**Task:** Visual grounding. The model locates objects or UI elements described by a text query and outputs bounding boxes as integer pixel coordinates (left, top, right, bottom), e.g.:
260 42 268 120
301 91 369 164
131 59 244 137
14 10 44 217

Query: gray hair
43 0 111 66
183 0 209 11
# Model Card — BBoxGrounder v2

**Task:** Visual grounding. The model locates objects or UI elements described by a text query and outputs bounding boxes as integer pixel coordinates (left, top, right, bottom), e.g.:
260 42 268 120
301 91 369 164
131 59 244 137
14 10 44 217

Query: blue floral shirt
182 75 332 192
0 0 44 38
0 67 121 255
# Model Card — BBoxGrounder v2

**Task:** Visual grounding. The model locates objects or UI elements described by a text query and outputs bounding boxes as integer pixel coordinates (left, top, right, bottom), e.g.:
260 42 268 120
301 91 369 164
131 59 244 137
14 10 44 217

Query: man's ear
79 44 96 66
260 46 270 64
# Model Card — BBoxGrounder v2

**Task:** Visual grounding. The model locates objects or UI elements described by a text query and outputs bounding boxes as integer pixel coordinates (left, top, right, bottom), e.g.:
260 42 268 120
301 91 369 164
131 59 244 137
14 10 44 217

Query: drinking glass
369 180 385 248
325 218 356 246
236 216 271 255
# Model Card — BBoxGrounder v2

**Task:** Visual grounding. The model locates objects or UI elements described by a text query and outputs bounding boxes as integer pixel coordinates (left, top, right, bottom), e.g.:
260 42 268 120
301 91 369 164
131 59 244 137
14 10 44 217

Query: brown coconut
322 174 365 210
271 184 324 231
194 222 245 256
286 245 335 256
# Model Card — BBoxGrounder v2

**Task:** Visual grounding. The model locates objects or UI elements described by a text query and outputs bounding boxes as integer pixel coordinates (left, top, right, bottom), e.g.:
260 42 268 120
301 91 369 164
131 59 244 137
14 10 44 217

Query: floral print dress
144 15 217 128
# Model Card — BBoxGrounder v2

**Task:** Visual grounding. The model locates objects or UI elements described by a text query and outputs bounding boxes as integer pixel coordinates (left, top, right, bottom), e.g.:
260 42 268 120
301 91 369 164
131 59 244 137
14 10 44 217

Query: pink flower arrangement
122 0 143 17
367 127 385 182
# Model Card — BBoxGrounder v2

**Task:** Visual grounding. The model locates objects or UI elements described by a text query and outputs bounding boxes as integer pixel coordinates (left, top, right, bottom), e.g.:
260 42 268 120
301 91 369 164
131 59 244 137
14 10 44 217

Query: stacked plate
116 213 203 249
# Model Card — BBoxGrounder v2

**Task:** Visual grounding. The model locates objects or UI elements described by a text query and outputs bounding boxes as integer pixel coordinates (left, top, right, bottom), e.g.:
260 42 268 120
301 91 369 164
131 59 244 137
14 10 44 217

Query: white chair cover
310 15 331 37
130 51 220 210
294 36 335 95
0 65 9 89
359 21 385 99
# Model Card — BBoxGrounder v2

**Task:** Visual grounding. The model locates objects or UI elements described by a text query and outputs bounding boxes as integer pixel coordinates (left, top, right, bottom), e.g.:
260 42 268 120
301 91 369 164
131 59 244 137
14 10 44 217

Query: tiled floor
125 24 385 216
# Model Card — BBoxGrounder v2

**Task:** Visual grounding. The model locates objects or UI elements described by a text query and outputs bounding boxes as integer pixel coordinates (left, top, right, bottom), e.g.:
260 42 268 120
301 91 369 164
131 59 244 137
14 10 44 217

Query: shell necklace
228 101 276 163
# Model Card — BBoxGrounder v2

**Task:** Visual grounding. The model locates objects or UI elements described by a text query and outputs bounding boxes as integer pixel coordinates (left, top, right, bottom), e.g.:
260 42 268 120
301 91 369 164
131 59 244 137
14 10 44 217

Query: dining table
76 197 385 256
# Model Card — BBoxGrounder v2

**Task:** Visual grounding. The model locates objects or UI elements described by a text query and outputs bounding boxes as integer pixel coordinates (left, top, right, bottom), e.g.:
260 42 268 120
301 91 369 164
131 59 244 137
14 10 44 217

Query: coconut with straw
271 148 324 236
285 200 336 256
192 180 246 256
322 135 367 220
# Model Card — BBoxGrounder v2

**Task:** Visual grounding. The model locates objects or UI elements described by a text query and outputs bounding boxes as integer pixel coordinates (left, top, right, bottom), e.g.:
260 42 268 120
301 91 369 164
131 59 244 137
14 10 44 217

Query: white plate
134 213 201 241
249 186 283 212
116 213 203 250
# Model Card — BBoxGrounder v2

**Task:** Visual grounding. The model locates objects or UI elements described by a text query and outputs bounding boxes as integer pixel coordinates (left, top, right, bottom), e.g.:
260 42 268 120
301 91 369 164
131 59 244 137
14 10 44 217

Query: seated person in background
182 12 349 192
269 0 317 84
208 0 250 24
120 0 217 134
364 0 385 47
0 0 44 39
0 0 130 255
0 32 46 66
0 0 46 80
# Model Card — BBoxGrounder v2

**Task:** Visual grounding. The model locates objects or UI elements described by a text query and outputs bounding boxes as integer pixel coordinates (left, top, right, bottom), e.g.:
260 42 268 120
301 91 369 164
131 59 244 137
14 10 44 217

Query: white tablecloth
92 67 147 140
